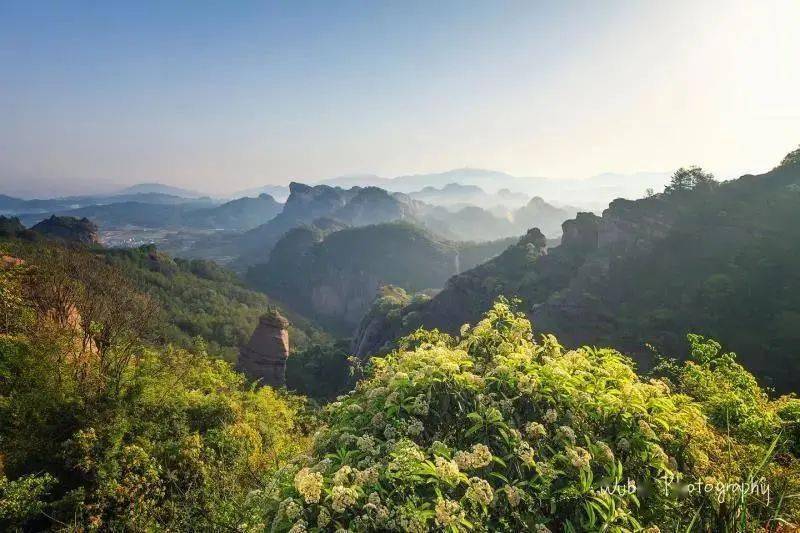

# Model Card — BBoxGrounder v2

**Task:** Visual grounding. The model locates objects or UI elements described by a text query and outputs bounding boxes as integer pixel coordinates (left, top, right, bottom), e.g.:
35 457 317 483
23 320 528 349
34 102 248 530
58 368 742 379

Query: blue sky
1 0 798 196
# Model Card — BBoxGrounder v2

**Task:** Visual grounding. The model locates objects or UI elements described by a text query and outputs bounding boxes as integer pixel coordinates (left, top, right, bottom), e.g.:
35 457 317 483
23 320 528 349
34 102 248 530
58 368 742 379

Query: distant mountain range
3 168 671 212
13 194 281 232
115 183 206 198
0 192 215 216
179 181 576 270
230 184 291 202
316 168 670 210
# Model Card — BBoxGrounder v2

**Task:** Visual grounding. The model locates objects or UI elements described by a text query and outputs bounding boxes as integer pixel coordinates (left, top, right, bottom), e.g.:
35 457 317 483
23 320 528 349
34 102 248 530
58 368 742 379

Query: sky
1 0 799 196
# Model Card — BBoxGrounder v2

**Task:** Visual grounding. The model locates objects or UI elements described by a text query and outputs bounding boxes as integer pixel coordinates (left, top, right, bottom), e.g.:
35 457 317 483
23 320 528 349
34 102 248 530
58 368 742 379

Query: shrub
271 299 798 531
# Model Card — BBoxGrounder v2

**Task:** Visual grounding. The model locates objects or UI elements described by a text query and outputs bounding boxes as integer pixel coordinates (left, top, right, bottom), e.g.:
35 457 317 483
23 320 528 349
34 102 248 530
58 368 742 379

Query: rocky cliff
235 183 424 266
238 310 290 388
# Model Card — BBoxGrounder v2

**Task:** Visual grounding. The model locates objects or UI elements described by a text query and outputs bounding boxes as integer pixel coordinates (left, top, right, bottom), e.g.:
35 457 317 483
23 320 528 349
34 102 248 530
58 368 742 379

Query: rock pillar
238 310 290 388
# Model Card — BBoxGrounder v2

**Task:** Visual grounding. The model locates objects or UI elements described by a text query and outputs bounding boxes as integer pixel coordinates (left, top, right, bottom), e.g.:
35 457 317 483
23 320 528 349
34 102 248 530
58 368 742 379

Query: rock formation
30 215 99 244
0 216 26 237
238 309 290 388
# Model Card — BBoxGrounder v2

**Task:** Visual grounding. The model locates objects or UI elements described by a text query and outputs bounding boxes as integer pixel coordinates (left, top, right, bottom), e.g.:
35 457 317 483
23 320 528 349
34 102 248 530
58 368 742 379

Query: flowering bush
271 299 799 531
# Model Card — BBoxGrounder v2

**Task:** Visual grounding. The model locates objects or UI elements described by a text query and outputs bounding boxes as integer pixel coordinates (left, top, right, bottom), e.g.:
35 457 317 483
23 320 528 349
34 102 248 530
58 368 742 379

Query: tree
780 145 800 168
665 166 717 194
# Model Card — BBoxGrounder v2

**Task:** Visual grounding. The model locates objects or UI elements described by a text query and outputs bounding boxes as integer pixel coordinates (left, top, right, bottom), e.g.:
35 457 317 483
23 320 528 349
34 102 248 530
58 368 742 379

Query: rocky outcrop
238 310 290 388
560 212 600 251
31 216 99 244
351 200 676 358
0 216 26 237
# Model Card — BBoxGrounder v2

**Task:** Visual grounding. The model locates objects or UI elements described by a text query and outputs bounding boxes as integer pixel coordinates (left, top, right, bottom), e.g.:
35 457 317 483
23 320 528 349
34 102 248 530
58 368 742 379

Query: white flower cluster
356 434 378 455
287 519 307 533
409 394 429 416
435 498 465 527
388 439 426 477
281 498 301 520
403 417 424 437
454 443 492 470
517 373 538 393
516 441 536 466
331 485 359 513
543 408 558 423
333 465 355 486
316 507 331 528
524 421 547 440
567 446 592 469
434 456 461 485
338 432 356 447
556 425 576 443
293 467 323 504
465 476 494 506
370 412 385 428
504 485 522 507
355 465 380 486
638 419 657 439
367 386 386 399
596 441 615 463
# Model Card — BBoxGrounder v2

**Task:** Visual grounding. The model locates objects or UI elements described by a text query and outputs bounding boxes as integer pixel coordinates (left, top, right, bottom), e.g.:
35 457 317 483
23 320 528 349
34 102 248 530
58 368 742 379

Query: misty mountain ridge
16 193 282 233
315 167 670 210
114 182 205 198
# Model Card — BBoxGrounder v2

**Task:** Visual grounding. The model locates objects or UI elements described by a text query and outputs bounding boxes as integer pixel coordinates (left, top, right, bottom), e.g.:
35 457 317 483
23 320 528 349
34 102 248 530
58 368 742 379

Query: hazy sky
1 0 799 196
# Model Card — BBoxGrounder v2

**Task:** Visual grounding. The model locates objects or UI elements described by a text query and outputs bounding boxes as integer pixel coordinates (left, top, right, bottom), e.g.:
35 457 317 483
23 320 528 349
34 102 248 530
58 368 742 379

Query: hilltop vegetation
0 238 325 361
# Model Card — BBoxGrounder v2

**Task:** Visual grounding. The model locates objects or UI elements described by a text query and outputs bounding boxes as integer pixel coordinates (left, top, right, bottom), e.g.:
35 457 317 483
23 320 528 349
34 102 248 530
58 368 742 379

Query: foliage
287 340 355 402
273 300 799 531
0 239 327 362
779 145 800 168
664 166 717 194
0 243 311 531
105 245 328 359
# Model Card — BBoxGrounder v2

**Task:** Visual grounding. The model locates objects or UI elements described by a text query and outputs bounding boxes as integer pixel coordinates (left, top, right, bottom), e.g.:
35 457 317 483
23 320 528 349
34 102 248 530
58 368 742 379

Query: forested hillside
0 238 325 361
246 221 514 330
354 149 800 392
